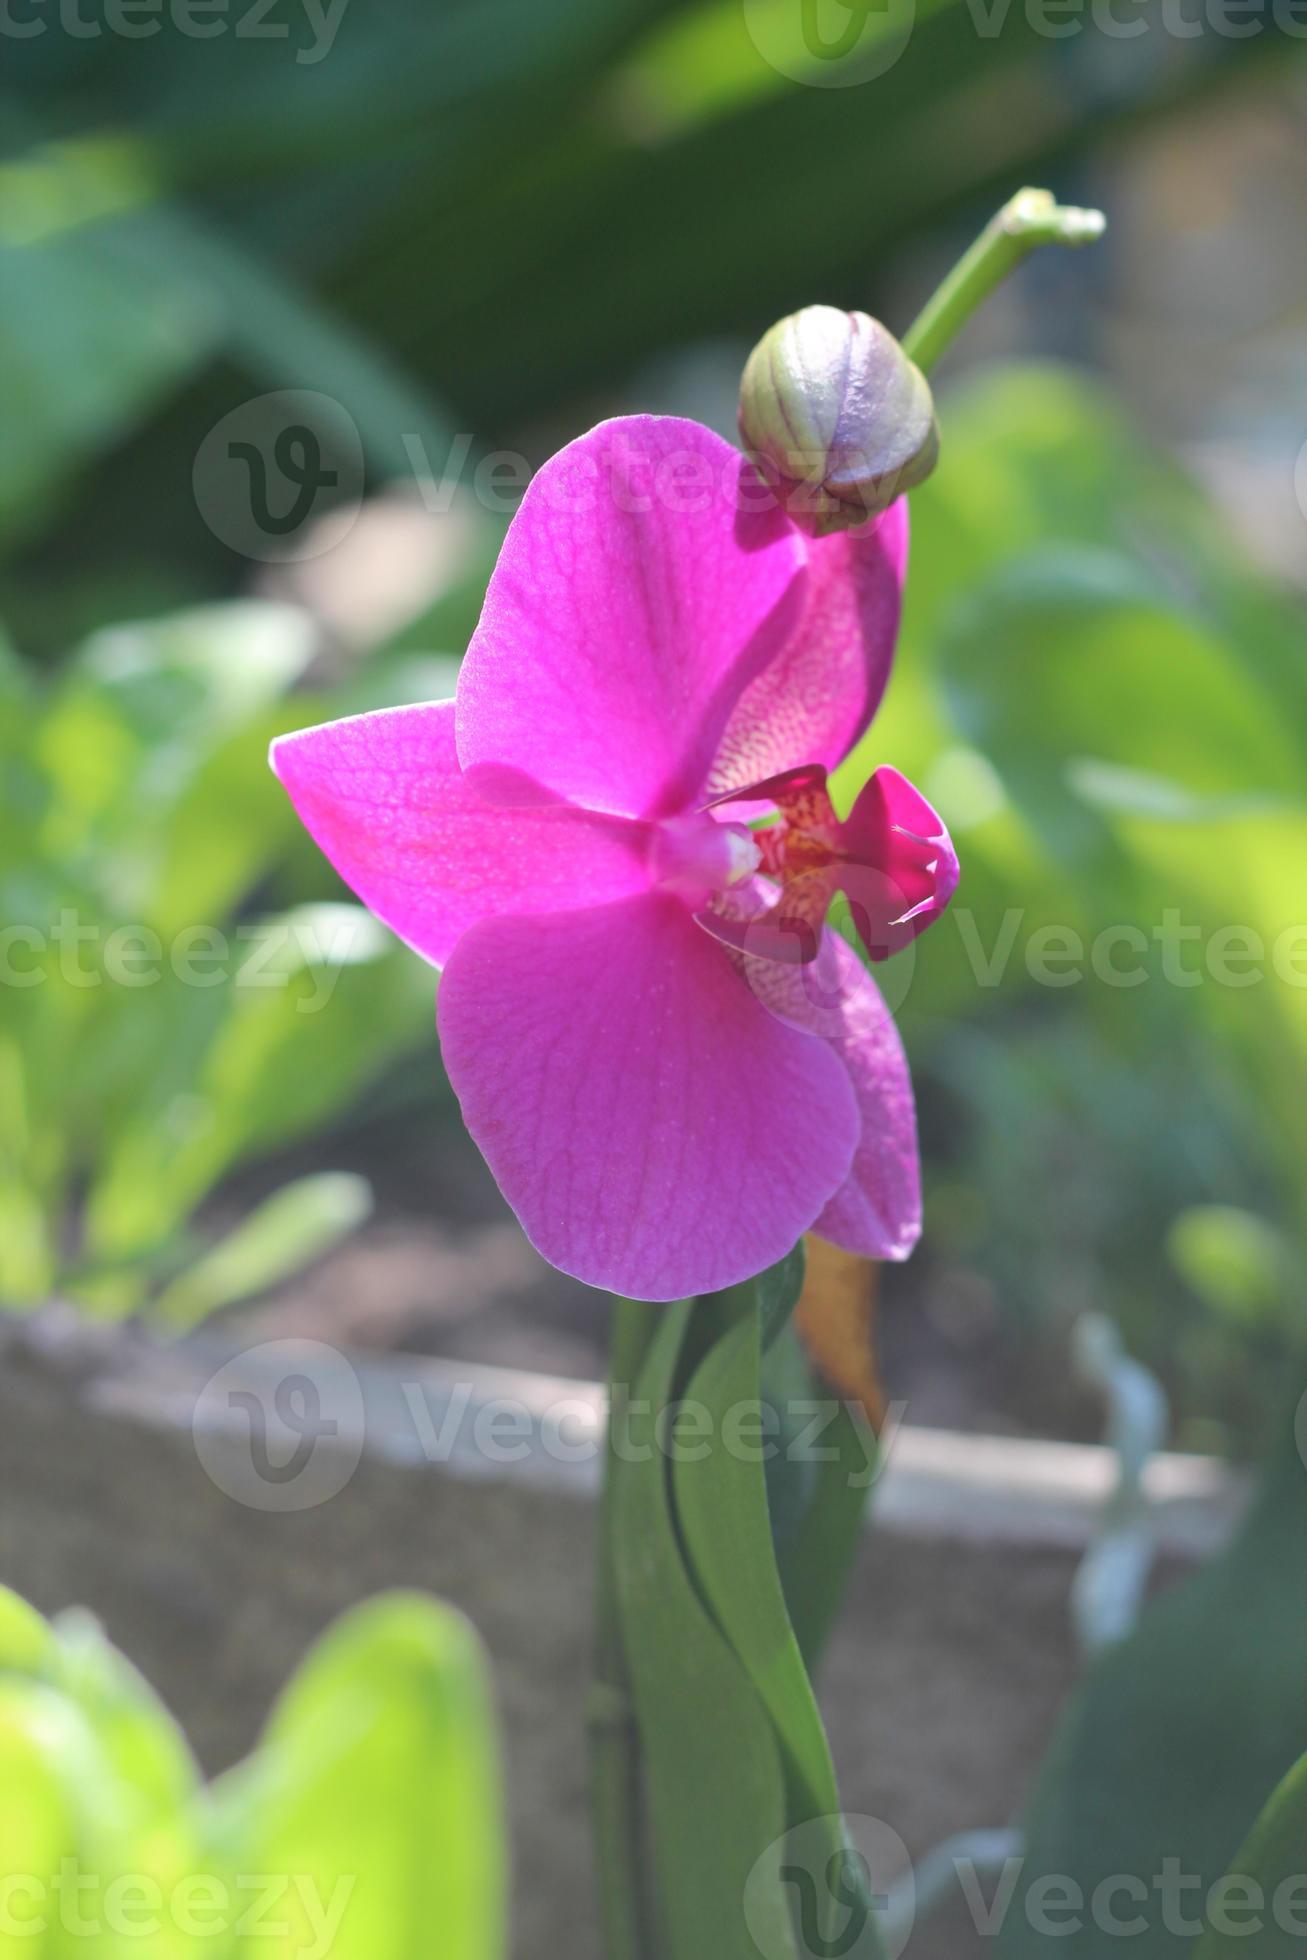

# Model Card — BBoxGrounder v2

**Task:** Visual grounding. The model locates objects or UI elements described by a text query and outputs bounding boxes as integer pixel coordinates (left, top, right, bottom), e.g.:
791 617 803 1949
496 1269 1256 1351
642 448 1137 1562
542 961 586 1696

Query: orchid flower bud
738 305 939 536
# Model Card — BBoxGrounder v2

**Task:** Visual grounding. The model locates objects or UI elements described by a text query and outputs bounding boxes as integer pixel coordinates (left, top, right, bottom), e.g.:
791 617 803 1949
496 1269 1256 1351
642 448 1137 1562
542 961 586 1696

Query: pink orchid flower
271 416 956 1302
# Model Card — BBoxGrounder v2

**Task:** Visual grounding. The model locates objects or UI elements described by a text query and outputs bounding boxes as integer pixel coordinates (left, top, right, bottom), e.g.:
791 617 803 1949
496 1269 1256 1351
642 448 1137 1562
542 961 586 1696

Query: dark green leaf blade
612 1303 798 1960
673 1286 884 1959
997 1403 1307 1960
1192 1753 1307 1960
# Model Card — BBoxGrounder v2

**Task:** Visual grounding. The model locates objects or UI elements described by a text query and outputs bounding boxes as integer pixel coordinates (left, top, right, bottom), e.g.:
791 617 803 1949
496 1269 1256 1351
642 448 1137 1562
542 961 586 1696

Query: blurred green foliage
999 1382 1307 1960
0 1585 505 1959
857 364 1307 1443
1 2 1303 1440
0 0 1283 649
0 601 435 1319
1195 1751 1307 1960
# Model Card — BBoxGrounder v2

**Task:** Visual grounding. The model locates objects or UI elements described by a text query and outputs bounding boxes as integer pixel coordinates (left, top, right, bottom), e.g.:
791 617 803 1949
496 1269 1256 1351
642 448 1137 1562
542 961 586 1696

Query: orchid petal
271 702 655 968
706 498 908 797
436 892 859 1300
739 930 921 1261
456 416 807 819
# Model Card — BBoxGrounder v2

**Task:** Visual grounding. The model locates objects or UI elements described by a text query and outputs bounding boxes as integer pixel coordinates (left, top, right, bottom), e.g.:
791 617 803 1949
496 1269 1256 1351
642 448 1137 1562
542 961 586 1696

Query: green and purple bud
738 305 939 536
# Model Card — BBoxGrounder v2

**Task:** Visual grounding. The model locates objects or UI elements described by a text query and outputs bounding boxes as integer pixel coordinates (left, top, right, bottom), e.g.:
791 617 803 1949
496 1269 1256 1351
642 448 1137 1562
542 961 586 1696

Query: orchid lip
693 758 958 968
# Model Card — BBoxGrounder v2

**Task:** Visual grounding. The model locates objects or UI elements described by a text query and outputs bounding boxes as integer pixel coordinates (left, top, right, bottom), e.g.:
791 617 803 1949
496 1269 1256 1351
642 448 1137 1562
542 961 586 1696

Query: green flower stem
589 1296 658 1960
902 186 1106 375
830 190 1104 820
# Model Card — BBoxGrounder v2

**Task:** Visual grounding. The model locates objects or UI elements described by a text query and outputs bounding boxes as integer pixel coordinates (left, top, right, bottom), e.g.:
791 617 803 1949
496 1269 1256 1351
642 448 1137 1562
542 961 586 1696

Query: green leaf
1192 1754 1307 1959
1064 759 1294 826
150 1172 373 1331
0 1175 58 1307
674 1290 841 1824
38 601 316 900
613 1303 799 1960
0 214 219 544
142 210 458 487
757 1301 877 1678
774 1406 875 1675
1168 1207 1292 1331
936 549 1304 873
673 1285 883 1959
0 1686 89 1957
48 1608 199 1829
997 1394 1307 1960
0 1587 54 1674
182 906 433 1163
758 1242 806 1351
0 1587 504 1960
0 1603 202 1960
144 703 314 939
82 904 433 1269
208 1593 505 1960
73 601 316 736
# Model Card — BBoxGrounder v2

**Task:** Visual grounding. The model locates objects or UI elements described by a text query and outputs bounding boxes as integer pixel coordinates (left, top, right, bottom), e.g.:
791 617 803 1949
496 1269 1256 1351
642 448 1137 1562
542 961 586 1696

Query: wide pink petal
738 930 921 1261
271 702 654 968
436 892 859 1300
706 498 909 797
456 416 807 819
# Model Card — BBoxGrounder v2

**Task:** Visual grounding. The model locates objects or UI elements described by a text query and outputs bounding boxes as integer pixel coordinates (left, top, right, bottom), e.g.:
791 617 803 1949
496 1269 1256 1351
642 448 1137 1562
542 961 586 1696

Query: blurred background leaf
208 1592 505 1960
0 1586 506 1960
997 1392 1307 1960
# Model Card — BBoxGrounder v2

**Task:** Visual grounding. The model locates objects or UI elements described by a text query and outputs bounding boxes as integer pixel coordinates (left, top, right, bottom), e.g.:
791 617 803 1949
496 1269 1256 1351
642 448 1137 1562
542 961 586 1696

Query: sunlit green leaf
151 1172 373 1330
208 1595 505 1960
